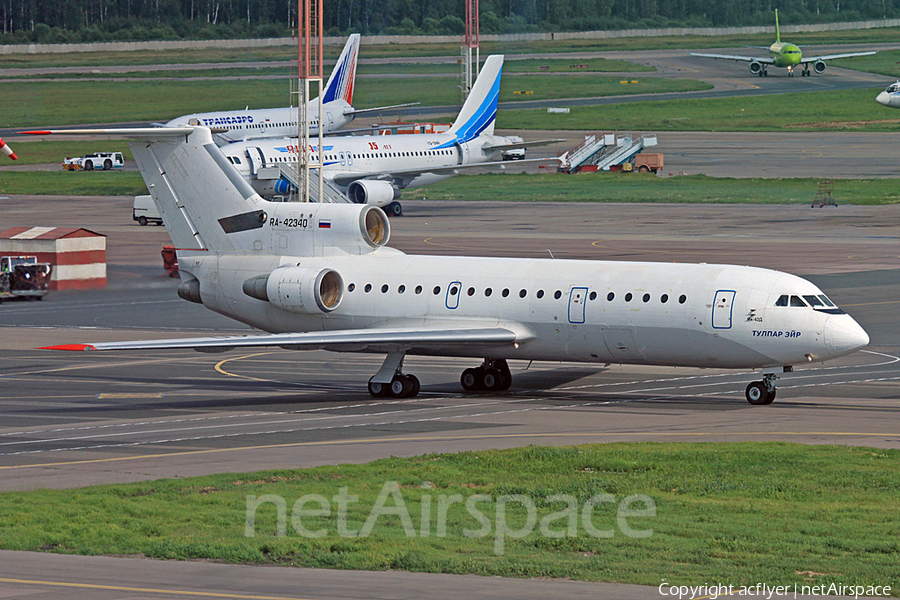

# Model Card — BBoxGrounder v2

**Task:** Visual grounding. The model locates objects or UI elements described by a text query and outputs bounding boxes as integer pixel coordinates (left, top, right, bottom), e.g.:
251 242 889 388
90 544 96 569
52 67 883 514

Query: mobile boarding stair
276 163 348 203
559 133 658 173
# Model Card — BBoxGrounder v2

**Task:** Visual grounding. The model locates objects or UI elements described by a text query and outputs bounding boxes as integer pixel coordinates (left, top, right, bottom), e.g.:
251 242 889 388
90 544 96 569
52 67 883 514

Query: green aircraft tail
775 9 781 43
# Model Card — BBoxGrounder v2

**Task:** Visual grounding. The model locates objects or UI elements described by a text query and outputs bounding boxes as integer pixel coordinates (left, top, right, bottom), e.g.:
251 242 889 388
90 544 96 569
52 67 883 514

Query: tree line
3 0 899 44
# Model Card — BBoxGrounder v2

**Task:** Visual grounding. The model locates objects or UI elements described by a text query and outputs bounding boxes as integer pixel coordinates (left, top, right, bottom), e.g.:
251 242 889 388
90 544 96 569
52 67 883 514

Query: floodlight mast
462 0 480 100
297 0 324 203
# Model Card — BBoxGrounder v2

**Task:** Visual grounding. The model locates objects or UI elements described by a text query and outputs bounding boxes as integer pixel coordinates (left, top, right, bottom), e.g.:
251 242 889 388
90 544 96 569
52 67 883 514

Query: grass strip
0 442 896 592
0 171 147 196
497 88 899 132
405 173 900 205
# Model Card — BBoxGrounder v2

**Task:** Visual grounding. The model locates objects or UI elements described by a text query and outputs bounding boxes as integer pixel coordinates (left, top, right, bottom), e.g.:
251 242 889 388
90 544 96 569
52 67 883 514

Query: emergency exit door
712 290 736 329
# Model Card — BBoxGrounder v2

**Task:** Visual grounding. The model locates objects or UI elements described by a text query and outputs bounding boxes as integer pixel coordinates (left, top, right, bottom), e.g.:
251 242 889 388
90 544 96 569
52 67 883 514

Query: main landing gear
460 359 512 392
745 372 778 405
366 354 513 398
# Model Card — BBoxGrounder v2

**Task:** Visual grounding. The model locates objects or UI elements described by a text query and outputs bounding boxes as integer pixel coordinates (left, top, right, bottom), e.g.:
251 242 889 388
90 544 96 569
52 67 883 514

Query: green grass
0 140 133 165
832 49 900 78
0 170 147 195
497 88 900 131
0 443 897 592
0 76 711 128
404 173 900 205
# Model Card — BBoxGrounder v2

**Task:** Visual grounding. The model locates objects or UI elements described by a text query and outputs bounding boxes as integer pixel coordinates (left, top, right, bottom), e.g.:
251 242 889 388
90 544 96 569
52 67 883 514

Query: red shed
0 227 106 290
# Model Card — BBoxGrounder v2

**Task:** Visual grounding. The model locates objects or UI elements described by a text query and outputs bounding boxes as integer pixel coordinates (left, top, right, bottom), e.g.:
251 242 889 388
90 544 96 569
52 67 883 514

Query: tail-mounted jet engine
347 179 399 207
813 61 826 74
749 61 763 75
243 267 344 313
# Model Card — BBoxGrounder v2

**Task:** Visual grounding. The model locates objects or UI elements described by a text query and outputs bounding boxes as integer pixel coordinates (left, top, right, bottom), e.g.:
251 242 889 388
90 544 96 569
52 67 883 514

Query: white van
133 195 163 226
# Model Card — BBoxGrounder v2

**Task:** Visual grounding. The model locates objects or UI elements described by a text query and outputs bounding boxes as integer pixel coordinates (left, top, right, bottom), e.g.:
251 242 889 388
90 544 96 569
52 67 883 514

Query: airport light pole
297 0 324 203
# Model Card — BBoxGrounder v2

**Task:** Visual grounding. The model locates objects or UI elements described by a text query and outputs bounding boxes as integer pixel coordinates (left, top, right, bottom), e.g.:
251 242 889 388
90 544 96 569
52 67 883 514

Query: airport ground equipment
558 134 659 173
0 256 51 302
63 151 124 171
161 246 179 277
133 195 164 226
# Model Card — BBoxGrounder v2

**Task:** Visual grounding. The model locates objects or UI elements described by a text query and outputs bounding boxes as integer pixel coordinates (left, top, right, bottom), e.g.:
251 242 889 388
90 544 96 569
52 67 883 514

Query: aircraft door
326 112 334 130
568 287 588 324
445 281 462 310
347 151 354 166
601 327 644 361
339 152 346 166
455 142 469 165
712 290 736 330
246 147 265 176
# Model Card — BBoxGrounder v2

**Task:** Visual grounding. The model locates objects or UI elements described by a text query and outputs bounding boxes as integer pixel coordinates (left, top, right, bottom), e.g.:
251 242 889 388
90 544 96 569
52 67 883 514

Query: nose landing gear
746 372 778 405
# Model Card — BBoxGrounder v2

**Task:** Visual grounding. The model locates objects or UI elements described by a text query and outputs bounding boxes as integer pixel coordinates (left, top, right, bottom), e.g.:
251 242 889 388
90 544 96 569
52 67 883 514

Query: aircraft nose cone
824 316 869 357
876 91 891 106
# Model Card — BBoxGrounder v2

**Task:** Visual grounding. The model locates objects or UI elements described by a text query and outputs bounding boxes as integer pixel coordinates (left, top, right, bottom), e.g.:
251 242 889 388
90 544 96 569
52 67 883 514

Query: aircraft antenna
296 0 324 203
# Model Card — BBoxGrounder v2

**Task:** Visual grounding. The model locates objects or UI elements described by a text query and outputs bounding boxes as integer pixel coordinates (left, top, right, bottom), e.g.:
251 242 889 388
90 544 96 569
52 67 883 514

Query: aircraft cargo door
712 290 736 330
246 147 265 176
602 327 644 361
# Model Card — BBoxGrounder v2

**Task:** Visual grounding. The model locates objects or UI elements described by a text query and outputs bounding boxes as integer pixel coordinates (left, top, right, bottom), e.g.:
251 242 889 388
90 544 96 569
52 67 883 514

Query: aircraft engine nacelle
243 266 344 314
814 60 826 74
749 61 763 75
347 179 399 207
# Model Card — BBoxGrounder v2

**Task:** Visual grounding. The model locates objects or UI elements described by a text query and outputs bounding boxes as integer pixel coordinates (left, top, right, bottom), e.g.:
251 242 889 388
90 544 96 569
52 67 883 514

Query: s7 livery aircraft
690 10 876 77
25 126 869 405
220 55 561 214
876 81 900 108
165 34 416 143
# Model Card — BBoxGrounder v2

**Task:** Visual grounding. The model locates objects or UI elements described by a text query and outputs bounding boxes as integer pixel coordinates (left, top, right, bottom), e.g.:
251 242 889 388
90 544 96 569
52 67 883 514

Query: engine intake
813 60 826 74
347 179 399 207
243 267 344 314
749 61 762 75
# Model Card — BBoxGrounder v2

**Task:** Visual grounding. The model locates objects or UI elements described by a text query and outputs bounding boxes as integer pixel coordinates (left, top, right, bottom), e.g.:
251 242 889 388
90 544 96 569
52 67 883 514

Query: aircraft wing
40 326 528 353
330 158 554 186
800 51 877 63
343 102 421 116
689 52 775 64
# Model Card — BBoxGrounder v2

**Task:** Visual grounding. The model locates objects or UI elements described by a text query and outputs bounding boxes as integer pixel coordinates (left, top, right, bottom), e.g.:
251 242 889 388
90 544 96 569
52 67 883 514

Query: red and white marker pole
0 138 17 160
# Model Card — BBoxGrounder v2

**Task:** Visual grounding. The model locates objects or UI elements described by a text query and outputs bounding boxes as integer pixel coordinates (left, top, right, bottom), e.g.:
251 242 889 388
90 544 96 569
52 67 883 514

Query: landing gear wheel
387 202 403 217
368 377 389 398
482 368 503 392
406 374 420 397
389 375 413 398
745 382 770 405
461 368 482 391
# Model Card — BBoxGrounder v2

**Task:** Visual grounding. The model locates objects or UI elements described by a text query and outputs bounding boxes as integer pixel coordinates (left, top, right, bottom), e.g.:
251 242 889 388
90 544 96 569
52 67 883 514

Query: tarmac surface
1 198 897 598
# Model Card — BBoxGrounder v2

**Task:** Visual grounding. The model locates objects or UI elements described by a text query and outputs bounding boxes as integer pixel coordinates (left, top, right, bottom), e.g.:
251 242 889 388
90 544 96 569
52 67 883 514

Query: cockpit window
888 83 900 93
818 295 835 307
775 295 788 307
803 295 824 307
790 295 807 307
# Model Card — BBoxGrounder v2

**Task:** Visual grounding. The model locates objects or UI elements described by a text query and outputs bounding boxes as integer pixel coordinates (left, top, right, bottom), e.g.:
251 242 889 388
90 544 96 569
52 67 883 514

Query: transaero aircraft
26 125 869 405
691 10 876 77
876 81 900 108
219 55 559 214
165 34 415 143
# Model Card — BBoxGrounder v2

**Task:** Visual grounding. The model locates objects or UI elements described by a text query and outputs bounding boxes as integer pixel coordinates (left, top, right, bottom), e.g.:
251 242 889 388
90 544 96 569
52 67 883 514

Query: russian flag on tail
319 220 332 229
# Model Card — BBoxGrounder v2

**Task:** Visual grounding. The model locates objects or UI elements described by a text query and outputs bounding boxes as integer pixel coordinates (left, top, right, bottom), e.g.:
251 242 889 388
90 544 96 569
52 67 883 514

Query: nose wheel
746 373 778 405
461 359 512 392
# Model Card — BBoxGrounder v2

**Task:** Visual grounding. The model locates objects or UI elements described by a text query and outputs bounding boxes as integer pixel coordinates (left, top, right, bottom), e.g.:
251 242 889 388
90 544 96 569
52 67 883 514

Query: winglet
38 344 98 351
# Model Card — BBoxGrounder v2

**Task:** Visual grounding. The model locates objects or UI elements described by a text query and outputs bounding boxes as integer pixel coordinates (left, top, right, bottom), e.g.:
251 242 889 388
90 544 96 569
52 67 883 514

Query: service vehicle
63 151 124 171
133 195 163 226
0 256 52 302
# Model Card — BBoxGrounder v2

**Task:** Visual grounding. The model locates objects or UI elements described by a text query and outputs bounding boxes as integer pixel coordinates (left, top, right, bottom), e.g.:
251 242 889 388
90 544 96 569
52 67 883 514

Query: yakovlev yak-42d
24 127 868 405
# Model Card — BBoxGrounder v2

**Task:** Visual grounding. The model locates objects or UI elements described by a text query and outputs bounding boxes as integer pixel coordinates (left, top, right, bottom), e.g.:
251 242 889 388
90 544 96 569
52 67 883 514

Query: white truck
133 195 163 226
63 151 124 171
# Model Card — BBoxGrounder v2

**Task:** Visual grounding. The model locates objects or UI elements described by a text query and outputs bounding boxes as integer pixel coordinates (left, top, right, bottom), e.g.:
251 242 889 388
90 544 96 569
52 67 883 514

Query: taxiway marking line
0 431 895 470
0 577 316 600
215 352 280 381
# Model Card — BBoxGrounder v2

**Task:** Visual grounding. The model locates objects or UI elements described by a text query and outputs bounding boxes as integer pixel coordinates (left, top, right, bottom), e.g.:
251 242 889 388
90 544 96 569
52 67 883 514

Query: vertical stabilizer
775 9 781 43
321 34 360 105
447 55 504 142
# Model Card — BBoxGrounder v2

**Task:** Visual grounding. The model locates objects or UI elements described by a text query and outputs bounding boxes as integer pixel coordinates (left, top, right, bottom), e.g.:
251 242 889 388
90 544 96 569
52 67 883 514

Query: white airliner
876 81 900 108
219 55 560 215
164 34 416 143
26 125 869 405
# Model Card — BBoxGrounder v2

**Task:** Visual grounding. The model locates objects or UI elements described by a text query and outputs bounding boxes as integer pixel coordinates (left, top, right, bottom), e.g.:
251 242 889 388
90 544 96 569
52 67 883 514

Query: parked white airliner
876 81 900 108
219 55 560 215
26 125 869 405
165 34 415 143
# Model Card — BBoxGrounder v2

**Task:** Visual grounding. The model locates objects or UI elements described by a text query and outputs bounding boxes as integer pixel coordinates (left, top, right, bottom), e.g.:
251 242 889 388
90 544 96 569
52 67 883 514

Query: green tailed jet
690 10 876 77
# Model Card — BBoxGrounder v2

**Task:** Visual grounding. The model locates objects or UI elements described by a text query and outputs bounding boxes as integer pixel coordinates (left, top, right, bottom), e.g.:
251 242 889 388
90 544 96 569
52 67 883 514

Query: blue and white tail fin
322 34 360 105
447 55 503 142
